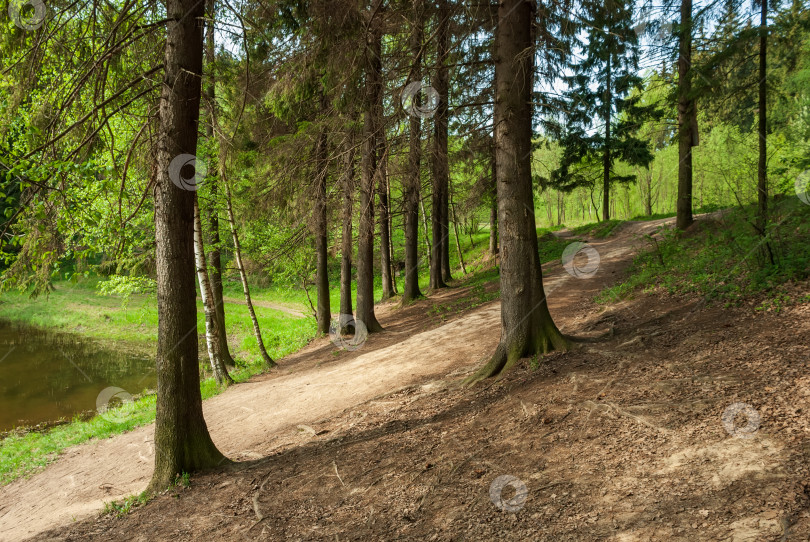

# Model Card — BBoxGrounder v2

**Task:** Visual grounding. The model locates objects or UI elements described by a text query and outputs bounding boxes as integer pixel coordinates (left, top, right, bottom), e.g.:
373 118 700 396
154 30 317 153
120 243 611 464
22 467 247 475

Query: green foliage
541 0 659 197
102 492 149 517
96 275 157 309
596 198 810 304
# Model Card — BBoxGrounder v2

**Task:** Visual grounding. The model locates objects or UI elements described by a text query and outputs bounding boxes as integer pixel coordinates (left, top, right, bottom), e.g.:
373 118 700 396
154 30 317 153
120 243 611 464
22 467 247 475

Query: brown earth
4 215 810 541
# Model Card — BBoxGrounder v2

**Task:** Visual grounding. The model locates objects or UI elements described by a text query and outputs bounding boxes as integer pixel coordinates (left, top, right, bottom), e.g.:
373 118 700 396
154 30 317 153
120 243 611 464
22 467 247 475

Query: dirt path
0 217 675 541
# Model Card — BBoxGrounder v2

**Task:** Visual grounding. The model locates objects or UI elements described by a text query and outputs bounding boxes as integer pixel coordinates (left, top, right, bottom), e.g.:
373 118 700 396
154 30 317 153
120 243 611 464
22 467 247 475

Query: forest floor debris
4 215 809 541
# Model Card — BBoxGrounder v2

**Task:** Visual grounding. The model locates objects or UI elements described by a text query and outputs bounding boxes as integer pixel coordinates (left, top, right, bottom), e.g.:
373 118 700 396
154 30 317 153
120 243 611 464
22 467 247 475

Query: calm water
0 320 156 432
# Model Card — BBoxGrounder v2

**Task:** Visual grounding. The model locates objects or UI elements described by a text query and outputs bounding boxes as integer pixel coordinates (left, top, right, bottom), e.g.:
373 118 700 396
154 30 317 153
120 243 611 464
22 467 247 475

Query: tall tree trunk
644 169 653 216
466 0 566 384
403 0 424 302
386 169 397 295
222 174 275 367
602 55 612 222
419 194 432 260
488 154 498 254
148 0 227 493
756 0 768 235
676 0 695 230
204 0 235 367
430 0 451 288
194 198 233 385
357 1 384 333
378 141 395 300
340 145 355 323
314 127 331 334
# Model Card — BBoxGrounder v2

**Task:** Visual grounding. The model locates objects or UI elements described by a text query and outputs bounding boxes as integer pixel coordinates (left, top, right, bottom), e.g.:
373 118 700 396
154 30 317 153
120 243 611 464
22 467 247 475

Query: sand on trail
0 217 675 542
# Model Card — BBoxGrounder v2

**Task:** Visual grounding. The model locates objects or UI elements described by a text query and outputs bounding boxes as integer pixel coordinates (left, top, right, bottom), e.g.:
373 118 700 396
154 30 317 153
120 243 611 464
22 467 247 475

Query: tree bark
450 195 466 275
430 0 451 288
419 193 432 260
488 158 498 254
222 173 275 367
148 0 227 493
204 0 235 367
313 128 331 334
676 0 695 230
340 145 355 322
357 1 384 333
756 0 768 235
194 198 233 385
386 168 397 295
403 0 424 302
602 55 612 222
466 0 566 384
378 141 395 300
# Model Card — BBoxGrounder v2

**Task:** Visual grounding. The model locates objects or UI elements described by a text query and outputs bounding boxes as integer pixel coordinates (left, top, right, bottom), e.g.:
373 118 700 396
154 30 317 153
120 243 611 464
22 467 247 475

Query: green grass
0 278 318 486
0 219 574 486
102 491 150 517
424 226 574 319
596 197 810 305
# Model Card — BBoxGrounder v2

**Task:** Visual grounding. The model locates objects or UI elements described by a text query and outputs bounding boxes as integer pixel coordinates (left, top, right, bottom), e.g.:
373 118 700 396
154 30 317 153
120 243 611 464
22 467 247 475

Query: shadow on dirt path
0 214 703 541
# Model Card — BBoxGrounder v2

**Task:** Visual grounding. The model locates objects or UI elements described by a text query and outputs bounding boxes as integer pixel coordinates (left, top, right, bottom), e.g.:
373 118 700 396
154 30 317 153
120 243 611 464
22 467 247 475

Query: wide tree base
400 292 424 306
365 318 384 334
464 327 568 385
146 446 233 496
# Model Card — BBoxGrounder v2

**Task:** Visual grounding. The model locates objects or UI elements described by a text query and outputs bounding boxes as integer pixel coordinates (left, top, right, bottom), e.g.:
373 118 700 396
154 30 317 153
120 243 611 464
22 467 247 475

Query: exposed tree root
464 329 569 385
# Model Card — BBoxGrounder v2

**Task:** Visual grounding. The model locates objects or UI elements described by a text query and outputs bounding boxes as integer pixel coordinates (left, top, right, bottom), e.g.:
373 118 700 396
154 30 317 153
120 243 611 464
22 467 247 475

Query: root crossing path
0 217 676 541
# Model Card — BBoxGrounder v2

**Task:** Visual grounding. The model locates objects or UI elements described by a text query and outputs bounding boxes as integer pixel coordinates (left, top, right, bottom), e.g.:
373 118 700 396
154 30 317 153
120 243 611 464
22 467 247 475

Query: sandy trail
0 217 675 541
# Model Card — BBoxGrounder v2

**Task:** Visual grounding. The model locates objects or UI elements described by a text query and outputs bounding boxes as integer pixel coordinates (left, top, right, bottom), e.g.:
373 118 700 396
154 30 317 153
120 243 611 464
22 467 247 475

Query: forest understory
11 216 809 542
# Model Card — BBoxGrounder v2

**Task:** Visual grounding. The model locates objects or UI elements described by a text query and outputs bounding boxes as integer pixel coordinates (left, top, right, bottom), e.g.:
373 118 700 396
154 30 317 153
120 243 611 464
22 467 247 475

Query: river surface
0 320 156 432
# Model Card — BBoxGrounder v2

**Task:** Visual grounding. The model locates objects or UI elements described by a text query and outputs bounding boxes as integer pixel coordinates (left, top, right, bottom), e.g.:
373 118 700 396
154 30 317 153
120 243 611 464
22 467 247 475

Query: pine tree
544 0 657 219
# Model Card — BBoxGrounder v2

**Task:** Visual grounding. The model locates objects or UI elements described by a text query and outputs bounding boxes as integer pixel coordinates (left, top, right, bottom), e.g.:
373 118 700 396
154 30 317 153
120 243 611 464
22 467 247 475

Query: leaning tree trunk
450 195 466 275
378 142 395 301
194 198 234 385
419 193 432 261
466 0 566 384
676 0 695 230
204 0 235 367
313 127 331 334
356 1 384 333
222 174 275 367
340 144 355 330
148 0 227 493
403 0 424 302
602 55 612 222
